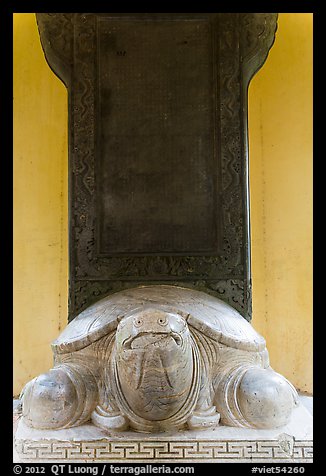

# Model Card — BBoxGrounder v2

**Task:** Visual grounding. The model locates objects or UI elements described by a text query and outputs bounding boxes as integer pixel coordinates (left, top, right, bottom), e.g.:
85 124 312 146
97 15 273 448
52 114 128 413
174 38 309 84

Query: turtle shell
52 285 266 354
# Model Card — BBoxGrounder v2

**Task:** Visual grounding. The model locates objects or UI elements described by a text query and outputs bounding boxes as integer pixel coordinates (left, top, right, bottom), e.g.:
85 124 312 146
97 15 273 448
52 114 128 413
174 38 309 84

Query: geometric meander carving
21 286 298 433
16 440 313 462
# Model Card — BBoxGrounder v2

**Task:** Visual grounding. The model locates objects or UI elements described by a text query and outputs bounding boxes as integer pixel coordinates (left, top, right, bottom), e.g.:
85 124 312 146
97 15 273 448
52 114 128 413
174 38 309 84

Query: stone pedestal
14 403 312 464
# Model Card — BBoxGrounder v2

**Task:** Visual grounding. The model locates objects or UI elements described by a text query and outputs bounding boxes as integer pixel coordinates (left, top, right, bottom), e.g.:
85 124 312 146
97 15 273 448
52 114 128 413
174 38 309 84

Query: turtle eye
133 317 143 327
157 315 168 326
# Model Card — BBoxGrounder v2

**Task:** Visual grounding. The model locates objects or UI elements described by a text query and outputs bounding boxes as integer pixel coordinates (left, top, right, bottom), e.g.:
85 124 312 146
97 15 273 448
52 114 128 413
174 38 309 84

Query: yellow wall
13 13 68 396
249 13 313 393
13 13 313 396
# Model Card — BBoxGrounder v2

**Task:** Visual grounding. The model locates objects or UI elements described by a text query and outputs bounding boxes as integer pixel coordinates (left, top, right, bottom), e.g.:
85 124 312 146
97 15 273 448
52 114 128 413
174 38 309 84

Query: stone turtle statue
21 285 298 432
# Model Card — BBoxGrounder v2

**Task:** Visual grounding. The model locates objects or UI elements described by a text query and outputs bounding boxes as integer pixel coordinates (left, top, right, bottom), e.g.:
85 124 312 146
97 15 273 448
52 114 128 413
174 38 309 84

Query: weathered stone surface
14 402 313 463
21 286 298 433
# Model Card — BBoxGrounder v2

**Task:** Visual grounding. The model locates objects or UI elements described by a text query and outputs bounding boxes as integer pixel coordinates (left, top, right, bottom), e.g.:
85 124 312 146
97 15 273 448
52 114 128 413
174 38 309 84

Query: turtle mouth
123 332 182 350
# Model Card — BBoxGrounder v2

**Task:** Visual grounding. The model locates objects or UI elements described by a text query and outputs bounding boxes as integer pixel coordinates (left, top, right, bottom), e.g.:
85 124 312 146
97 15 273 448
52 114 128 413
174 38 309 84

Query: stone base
14 403 313 464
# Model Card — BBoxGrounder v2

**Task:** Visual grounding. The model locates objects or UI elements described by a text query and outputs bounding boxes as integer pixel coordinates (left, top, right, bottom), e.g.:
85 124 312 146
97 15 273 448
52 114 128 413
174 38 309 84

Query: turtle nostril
158 316 168 326
133 317 143 328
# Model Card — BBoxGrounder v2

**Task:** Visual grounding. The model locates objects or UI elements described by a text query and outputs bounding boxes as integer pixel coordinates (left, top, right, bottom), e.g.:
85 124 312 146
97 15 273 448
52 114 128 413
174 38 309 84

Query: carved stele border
16 439 312 463
36 13 278 321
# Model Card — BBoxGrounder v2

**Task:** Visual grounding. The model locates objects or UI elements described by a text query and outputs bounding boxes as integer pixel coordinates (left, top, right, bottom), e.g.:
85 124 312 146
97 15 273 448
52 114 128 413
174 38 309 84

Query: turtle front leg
21 363 98 429
90 365 129 432
214 365 298 429
187 406 220 430
91 405 129 431
187 373 220 430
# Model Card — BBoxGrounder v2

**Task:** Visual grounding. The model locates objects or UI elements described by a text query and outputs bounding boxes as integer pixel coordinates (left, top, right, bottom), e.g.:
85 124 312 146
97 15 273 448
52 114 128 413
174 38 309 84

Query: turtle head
113 308 195 424
116 308 189 352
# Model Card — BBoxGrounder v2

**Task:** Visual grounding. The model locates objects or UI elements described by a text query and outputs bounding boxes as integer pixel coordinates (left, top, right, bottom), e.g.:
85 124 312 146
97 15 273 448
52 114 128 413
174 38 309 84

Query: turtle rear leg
21 363 98 429
214 365 298 429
